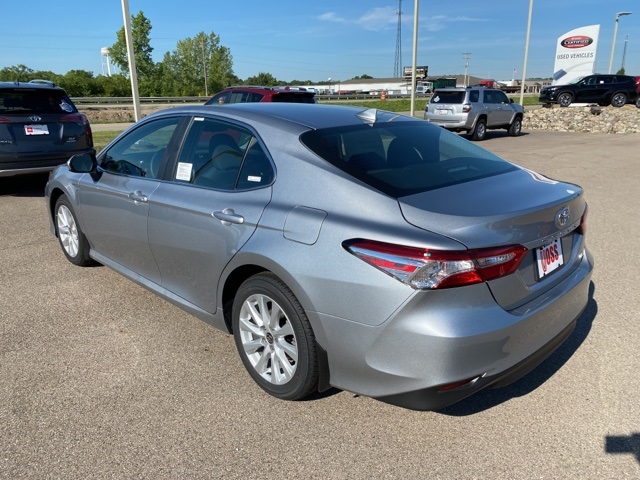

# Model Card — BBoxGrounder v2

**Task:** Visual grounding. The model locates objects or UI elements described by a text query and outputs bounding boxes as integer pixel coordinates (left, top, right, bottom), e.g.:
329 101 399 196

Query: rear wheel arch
221 264 332 392
610 91 628 107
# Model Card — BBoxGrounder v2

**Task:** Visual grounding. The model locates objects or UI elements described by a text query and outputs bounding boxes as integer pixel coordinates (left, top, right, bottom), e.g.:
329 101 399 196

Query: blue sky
1 1 638 82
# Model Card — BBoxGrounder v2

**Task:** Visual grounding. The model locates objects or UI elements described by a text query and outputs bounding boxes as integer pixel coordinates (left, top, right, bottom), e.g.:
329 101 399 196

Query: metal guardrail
71 96 205 105
72 92 539 106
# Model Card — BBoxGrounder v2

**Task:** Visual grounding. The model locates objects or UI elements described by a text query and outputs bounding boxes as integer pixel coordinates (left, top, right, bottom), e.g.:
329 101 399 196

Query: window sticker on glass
60 101 74 112
176 162 193 181
247 175 262 183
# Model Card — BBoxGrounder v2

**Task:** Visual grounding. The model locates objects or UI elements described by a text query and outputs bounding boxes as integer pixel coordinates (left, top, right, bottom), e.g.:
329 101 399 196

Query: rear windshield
0 89 77 114
430 91 465 104
272 92 316 103
300 121 516 198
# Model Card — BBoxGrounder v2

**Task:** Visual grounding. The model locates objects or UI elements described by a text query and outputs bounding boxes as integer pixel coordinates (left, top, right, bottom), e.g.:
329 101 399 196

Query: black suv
0 80 93 177
205 86 316 105
539 74 639 107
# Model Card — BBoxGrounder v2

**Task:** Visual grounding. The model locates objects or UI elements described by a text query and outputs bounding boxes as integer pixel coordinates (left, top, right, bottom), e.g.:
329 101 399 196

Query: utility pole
462 52 471 87
201 38 209 97
394 0 403 77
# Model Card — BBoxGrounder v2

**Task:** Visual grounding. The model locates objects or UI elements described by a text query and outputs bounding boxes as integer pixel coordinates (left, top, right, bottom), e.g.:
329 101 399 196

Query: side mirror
510 98 514 103
68 152 97 173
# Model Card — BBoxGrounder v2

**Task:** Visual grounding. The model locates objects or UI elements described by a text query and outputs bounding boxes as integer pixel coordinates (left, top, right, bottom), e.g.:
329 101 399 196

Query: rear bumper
311 247 594 411
424 114 472 131
0 149 89 177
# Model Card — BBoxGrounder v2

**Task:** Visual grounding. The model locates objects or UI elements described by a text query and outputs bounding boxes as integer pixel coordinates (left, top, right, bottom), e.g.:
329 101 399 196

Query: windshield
300 121 516 198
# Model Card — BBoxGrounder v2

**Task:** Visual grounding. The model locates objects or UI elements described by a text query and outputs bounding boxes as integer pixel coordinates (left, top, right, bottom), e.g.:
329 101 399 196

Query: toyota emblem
556 206 570 227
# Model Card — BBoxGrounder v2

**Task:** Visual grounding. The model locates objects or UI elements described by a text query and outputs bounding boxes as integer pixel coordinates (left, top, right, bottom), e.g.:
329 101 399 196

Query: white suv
424 86 524 141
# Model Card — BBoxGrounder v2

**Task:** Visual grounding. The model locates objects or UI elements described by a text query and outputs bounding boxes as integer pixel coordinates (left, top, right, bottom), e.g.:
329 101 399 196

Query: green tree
0 64 35 82
244 72 279 86
58 70 97 97
109 10 155 94
616 67 626 75
161 31 235 96
95 74 131 97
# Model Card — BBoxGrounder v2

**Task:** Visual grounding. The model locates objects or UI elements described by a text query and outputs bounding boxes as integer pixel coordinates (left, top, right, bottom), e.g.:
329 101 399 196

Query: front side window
100 117 180 179
173 117 274 190
300 121 516 198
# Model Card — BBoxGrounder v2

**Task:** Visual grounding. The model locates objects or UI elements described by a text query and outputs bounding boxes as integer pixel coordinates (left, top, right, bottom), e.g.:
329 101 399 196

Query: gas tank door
284 206 327 245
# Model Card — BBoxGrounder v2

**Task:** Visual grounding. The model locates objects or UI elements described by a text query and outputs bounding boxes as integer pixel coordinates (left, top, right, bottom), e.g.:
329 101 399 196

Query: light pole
519 0 534 105
608 12 632 74
621 34 629 71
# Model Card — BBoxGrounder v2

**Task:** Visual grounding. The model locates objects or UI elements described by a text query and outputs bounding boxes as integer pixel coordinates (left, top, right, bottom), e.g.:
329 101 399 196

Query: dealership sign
553 25 600 85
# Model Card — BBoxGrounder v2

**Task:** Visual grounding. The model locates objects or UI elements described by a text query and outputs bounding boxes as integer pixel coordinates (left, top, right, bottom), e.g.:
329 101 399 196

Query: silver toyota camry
45 103 593 410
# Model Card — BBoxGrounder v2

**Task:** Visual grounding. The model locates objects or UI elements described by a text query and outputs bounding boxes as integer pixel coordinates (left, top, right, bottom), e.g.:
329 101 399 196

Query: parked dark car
205 86 316 105
539 74 639 107
0 80 93 177
45 103 593 411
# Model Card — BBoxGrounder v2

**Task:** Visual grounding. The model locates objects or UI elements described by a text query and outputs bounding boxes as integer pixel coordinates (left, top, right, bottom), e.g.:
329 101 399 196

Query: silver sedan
45 103 593 410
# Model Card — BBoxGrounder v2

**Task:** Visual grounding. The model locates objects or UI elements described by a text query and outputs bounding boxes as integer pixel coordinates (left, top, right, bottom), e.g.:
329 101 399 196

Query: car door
76 116 184 284
574 76 599 102
147 116 274 313
484 90 513 126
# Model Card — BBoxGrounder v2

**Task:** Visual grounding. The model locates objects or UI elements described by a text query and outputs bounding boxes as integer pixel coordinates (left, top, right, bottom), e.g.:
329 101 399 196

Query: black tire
471 118 487 141
232 273 318 400
557 92 573 107
54 195 94 266
636 98 640 109
508 116 522 137
610 92 627 108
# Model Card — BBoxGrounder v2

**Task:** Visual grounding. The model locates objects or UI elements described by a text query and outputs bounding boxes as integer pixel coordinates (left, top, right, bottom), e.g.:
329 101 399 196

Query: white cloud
318 7 397 31
318 12 347 23
425 15 488 32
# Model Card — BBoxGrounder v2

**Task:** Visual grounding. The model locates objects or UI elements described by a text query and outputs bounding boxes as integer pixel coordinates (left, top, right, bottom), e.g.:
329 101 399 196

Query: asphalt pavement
1 130 639 479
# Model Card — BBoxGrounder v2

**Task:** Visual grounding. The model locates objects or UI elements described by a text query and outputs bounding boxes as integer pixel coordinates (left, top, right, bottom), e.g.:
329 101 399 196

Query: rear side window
0 89 77 114
300 121 516 198
430 91 465 104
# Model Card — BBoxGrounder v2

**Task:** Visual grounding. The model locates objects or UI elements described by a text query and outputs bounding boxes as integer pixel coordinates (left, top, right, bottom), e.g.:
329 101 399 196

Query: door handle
128 191 148 203
213 208 245 225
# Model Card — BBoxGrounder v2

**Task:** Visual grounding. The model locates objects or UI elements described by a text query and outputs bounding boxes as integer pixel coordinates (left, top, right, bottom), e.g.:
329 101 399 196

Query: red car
205 86 316 105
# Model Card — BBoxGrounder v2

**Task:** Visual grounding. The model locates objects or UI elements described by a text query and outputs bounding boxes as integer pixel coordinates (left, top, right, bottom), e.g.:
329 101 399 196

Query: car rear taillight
344 240 527 289
0 117 10 123
577 206 588 236
462 103 471 113
60 113 93 147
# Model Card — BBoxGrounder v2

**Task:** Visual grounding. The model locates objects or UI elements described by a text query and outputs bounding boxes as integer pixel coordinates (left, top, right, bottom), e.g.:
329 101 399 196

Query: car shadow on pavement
0 173 49 198
462 131 531 142
439 281 598 416
605 433 640 464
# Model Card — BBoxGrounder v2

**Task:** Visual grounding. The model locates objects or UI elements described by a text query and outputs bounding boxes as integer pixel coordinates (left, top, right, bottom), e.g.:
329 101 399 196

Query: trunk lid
398 167 588 310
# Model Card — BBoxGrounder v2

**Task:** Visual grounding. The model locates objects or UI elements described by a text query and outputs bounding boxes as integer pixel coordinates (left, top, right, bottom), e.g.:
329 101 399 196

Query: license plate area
25 124 49 135
535 238 564 279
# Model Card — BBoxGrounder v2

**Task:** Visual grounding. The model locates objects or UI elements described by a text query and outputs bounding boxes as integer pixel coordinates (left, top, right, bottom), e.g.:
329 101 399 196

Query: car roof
146 103 419 130
0 80 65 92
221 85 313 94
